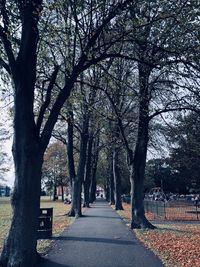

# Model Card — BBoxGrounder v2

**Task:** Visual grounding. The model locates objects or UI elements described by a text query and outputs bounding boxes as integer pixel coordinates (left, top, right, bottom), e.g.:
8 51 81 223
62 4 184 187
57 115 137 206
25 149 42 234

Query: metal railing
144 200 200 221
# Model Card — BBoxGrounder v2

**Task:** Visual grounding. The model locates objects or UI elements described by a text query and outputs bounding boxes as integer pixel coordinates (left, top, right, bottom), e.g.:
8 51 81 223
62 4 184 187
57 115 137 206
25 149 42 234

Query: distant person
64 198 71 204
194 195 200 207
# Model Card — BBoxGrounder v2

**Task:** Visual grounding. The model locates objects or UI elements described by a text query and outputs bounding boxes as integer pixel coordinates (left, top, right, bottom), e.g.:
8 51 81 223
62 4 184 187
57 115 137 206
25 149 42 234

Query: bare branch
36 65 60 133
0 0 16 75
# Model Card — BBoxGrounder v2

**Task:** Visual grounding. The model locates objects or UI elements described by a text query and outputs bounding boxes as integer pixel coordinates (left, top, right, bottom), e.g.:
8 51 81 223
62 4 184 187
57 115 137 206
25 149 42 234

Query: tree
145 113 200 194
145 158 175 193
42 142 68 201
0 1 133 266
167 112 200 193
125 0 200 229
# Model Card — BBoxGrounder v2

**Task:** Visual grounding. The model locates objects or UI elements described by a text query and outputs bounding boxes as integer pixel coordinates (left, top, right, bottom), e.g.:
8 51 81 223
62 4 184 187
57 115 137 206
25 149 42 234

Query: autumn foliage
118 203 200 267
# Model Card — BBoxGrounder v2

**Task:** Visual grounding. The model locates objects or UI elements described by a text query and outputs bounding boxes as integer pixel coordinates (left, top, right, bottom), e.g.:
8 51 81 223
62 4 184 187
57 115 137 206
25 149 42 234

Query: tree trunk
53 184 57 201
74 110 89 217
1 148 43 267
89 174 96 203
0 4 45 263
109 169 115 205
0 85 44 266
113 123 123 210
70 177 82 217
83 135 93 208
109 150 115 205
113 148 123 210
89 135 99 203
66 111 76 217
89 162 97 203
105 174 110 202
130 63 155 229
61 184 64 202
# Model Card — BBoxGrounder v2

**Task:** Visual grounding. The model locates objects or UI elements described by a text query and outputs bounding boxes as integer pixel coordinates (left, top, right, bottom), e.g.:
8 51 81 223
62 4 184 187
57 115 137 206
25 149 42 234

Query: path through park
39 200 164 267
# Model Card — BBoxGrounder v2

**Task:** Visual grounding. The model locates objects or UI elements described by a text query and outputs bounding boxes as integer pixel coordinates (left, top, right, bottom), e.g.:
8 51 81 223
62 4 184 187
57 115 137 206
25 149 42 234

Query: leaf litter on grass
118 203 200 267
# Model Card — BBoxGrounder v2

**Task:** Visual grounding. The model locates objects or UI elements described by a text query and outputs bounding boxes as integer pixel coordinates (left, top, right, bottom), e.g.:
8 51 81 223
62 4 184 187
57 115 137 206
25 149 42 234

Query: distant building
56 185 69 197
0 184 11 197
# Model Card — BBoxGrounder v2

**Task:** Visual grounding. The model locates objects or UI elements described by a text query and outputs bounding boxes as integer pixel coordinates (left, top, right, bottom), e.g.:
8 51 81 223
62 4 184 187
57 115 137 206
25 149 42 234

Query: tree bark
66 111 76 217
89 172 97 203
109 150 115 205
83 134 93 208
0 68 44 267
61 184 64 202
113 148 123 210
53 184 57 201
73 110 89 217
89 135 99 203
0 2 45 265
0 1 134 265
105 174 110 202
1 144 43 267
130 63 155 229
113 123 123 210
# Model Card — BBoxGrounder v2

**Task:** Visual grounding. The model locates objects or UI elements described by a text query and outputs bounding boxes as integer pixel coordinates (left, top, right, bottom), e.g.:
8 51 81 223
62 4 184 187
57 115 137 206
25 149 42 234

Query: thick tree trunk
1 151 43 267
0 87 44 266
0 4 45 263
83 135 93 208
130 63 155 229
130 164 154 229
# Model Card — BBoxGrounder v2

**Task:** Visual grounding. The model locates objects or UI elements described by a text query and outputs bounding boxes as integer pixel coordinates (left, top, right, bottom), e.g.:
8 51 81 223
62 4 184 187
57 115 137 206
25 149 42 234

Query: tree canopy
1 1 200 266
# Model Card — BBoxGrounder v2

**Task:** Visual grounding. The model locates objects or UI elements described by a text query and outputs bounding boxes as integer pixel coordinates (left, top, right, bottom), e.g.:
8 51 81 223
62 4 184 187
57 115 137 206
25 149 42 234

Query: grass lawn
0 197 73 255
118 203 200 267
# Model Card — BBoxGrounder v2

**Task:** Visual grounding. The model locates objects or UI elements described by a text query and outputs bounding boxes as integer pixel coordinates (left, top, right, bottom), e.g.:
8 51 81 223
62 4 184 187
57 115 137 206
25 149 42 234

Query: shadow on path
51 236 136 246
38 199 164 267
39 259 70 267
82 214 119 219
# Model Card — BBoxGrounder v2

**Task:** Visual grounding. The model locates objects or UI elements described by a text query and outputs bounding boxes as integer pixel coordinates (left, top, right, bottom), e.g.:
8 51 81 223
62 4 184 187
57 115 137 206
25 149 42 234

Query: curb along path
38 200 164 267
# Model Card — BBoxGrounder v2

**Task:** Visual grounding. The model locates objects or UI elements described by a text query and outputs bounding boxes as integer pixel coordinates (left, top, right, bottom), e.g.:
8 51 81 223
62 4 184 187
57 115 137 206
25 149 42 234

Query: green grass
0 198 12 251
0 197 73 255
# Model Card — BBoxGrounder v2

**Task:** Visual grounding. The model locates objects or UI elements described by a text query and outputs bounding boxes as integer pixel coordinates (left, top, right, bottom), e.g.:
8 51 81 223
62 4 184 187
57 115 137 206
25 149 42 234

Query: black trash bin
38 208 53 239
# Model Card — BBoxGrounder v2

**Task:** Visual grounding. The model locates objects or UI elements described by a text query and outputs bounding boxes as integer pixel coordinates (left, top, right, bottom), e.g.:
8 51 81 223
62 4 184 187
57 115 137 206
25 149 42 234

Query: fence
144 200 200 221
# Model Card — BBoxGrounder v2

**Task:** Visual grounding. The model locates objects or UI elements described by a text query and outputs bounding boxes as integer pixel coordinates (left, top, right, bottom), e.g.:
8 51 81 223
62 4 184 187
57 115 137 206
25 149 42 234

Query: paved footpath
38 199 164 267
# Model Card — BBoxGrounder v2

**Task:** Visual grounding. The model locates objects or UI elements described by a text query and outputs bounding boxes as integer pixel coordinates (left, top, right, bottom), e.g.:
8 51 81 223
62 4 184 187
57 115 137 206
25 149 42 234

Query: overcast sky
0 99 14 187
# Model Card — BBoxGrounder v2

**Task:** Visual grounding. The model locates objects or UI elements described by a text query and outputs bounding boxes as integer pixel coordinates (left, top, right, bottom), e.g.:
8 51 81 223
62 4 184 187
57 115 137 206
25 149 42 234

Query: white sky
0 99 14 187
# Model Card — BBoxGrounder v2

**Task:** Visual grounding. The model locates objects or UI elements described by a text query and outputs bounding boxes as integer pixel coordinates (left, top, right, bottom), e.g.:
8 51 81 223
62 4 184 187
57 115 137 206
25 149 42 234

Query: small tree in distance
42 142 68 201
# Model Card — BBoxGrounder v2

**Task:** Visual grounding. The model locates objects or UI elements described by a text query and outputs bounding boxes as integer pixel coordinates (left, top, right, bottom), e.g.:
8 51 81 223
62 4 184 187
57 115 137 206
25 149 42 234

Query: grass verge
0 197 74 255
